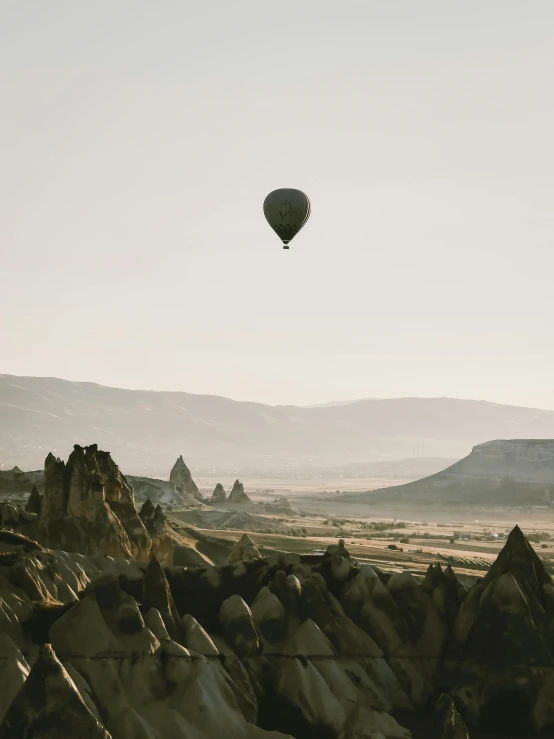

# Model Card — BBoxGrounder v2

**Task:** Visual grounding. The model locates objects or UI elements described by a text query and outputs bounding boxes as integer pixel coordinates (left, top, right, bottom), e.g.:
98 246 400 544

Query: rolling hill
2 374 554 475
340 439 554 511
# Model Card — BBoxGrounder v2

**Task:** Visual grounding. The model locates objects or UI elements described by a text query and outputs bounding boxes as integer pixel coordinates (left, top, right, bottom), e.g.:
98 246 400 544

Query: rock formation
0 643 112 739
432 694 470 739
227 479 251 504
126 474 211 509
0 501 35 532
169 455 201 500
264 496 296 515
37 445 151 561
25 484 43 515
138 499 216 567
211 482 227 503
142 556 182 642
0 522 553 737
227 533 261 564
138 500 173 565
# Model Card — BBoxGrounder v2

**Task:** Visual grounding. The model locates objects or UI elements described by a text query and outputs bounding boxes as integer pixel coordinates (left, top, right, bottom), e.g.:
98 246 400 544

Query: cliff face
449 439 554 485
345 439 554 509
37 445 151 560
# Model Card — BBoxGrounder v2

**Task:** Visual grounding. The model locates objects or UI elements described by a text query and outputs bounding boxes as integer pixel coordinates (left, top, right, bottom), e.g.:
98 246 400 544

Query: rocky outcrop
264 496 296 515
211 482 227 503
433 694 470 739
227 479 251 504
138 500 173 565
139 500 216 567
123 474 210 509
1 525 554 737
227 533 261 564
0 643 112 739
0 501 36 532
25 484 43 515
142 556 181 642
36 445 151 561
438 525 554 734
169 456 201 500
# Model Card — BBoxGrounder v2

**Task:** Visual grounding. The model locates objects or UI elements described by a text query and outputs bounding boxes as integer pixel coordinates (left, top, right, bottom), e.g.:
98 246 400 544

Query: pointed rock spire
211 483 227 504
169 455 201 500
25 484 43 515
138 498 156 523
483 525 552 600
227 534 261 564
433 694 470 739
142 556 181 642
0 643 111 738
227 480 251 504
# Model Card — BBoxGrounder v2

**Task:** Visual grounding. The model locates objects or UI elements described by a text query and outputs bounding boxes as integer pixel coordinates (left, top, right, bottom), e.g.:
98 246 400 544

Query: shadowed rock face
37 445 151 561
433 694 470 739
25 485 43 516
439 527 554 733
138 498 156 524
0 643 112 739
0 524 553 738
228 479 251 504
142 556 181 642
483 524 552 598
169 456 201 500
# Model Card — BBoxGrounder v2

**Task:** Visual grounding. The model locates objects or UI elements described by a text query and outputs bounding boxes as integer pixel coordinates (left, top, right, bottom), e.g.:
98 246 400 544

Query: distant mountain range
2 374 554 475
303 399 363 408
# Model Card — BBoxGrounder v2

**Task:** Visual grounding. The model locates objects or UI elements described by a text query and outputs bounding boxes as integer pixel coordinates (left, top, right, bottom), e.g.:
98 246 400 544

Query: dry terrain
173 502 554 582
192 473 415 499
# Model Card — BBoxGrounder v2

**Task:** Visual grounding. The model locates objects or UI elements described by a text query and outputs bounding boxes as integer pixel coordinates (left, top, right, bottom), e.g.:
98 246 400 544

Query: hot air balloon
263 188 311 249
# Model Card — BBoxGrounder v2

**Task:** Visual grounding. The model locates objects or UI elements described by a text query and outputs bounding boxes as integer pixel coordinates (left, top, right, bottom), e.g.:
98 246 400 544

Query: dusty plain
169 473 554 583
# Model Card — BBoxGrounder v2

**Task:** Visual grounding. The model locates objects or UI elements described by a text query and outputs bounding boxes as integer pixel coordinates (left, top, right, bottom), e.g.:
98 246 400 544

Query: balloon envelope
263 188 311 248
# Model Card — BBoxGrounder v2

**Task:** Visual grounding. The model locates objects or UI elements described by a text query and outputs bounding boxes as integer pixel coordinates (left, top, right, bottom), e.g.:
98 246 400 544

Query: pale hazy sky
2 1 554 408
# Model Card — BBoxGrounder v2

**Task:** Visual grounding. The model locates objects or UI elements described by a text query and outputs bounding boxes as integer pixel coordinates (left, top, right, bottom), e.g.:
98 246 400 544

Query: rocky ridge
175 508 305 536
0 523 551 737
